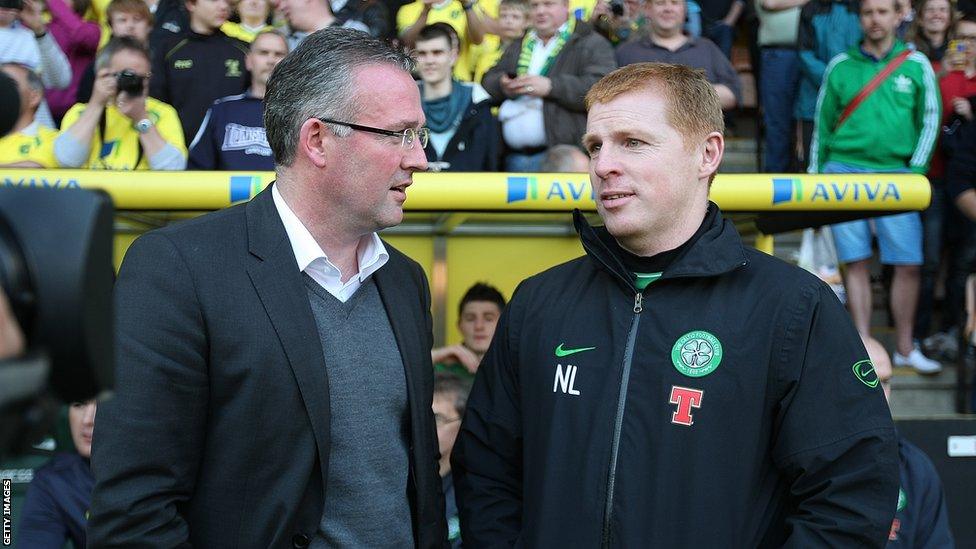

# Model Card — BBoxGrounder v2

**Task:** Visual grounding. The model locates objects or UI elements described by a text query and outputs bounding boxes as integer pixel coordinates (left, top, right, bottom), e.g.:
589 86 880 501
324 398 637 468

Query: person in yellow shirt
0 63 59 168
221 0 276 42
55 37 186 170
398 0 498 80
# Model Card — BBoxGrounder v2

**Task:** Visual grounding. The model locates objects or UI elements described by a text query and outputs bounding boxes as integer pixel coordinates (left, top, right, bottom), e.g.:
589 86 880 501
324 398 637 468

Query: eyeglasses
315 117 430 150
434 413 461 427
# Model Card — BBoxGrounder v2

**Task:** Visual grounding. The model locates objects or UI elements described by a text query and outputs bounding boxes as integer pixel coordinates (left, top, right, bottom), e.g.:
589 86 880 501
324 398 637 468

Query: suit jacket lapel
373 256 426 442
244 185 331 490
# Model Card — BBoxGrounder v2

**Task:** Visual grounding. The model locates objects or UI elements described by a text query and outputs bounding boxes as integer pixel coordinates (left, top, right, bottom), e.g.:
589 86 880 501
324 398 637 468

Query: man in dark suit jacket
88 28 447 548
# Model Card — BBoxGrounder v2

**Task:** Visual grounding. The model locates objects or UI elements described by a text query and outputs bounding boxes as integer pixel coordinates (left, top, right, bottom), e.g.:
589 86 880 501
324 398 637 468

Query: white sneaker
893 348 943 375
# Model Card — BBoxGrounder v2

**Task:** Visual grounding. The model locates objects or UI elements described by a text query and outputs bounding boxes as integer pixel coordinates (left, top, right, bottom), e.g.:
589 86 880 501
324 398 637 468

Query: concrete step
889 364 959 418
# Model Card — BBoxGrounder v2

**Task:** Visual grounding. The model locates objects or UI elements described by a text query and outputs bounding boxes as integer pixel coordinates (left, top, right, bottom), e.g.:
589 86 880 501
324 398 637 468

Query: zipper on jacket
601 291 643 547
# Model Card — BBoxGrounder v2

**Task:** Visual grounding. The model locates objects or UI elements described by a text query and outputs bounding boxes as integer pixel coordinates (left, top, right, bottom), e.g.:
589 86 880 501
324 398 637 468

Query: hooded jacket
453 205 899 547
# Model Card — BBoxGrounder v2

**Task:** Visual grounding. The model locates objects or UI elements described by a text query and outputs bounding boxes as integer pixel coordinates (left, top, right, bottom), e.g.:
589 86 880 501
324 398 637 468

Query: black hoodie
453 203 899 548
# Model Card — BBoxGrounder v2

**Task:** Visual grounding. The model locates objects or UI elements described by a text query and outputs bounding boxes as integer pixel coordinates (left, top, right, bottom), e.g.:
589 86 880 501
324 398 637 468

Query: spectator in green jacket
809 0 942 375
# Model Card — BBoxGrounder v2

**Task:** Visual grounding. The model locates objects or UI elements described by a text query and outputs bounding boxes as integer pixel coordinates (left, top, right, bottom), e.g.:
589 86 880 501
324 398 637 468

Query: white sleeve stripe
908 55 940 167
188 108 213 151
808 53 849 173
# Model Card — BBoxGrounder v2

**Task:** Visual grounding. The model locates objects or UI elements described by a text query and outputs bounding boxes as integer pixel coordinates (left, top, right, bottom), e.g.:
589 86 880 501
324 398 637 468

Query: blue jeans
506 151 547 173
759 48 800 173
704 21 734 59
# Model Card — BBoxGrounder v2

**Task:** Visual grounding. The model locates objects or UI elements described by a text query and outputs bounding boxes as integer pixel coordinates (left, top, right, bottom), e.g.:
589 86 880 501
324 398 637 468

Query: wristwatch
134 118 154 134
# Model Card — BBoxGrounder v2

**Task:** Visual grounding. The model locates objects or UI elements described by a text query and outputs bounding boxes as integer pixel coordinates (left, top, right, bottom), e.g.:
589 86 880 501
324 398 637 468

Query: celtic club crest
671 330 723 377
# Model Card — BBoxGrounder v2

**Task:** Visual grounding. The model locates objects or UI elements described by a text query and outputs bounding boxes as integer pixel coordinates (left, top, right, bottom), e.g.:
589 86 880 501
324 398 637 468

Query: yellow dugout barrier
0 170 931 212
0 169 931 345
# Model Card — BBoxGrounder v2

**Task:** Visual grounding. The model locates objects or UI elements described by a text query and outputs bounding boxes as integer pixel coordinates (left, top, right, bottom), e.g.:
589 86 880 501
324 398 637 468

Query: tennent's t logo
669 386 703 426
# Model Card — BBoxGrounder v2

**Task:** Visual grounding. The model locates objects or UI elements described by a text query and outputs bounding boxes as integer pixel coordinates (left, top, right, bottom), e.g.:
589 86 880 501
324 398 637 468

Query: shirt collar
272 184 389 282
528 20 571 44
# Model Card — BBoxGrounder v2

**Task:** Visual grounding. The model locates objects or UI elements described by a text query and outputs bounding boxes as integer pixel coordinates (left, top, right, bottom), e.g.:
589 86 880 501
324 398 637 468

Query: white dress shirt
272 185 389 303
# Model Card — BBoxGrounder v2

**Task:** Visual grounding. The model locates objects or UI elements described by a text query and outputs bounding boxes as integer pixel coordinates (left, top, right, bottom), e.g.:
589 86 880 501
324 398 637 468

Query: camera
115 69 145 97
610 0 625 16
0 0 23 10
0 188 115 455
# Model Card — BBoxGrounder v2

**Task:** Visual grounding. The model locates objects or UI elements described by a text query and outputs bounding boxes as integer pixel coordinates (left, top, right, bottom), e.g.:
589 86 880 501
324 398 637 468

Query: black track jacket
453 206 899 547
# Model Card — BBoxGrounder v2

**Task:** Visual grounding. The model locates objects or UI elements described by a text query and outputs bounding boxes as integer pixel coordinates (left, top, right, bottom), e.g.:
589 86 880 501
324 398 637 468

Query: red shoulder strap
834 49 914 131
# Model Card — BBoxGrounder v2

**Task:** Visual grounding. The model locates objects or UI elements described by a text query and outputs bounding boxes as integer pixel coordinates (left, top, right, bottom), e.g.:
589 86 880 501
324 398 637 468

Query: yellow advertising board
0 170 930 212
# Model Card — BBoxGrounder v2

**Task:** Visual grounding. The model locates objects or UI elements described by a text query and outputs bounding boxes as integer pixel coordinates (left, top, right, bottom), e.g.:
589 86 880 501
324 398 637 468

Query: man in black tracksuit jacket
452 63 900 547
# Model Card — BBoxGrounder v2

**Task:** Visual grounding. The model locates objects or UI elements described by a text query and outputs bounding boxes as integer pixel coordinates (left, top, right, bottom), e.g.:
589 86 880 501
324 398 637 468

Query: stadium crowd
0 0 974 544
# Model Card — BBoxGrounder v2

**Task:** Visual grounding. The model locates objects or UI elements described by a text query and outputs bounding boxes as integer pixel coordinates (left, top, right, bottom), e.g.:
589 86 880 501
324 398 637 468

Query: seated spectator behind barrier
56 37 187 170
17 400 97 549
0 64 60 168
433 371 471 548
483 0 616 172
470 0 529 83
189 30 287 169
540 143 588 171
221 0 275 41
150 0 249 146
397 0 496 81
432 282 506 380
809 0 941 375
45 0 102 124
615 0 739 110
861 336 955 546
277 0 370 49
76 0 153 105
0 0 73 128
415 23 499 172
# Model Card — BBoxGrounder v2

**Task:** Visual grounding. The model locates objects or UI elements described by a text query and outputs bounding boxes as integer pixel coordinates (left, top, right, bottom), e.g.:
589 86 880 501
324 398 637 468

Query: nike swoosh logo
555 343 596 357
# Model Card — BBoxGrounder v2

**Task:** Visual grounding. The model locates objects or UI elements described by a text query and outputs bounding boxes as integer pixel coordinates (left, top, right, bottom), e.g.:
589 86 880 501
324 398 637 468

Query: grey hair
540 144 589 173
1 63 43 93
94 36 150 72
264 27 415 168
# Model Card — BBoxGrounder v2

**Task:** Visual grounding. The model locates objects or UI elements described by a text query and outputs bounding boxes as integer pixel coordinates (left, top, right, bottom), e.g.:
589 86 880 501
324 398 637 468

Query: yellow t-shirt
0 125 59 168
220 22 276 43
88 0 112 50
397 0 498 81
469 34 504 84
60 97 186 170
568 0 598 22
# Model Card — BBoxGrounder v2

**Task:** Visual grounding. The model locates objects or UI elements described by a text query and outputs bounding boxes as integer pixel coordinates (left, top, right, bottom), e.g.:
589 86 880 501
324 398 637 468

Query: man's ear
697 131 724 181
296 118 330 169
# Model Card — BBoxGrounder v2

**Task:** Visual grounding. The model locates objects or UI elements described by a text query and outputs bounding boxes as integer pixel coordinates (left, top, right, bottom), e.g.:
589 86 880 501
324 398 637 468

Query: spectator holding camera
76 0 152 104
55 37 187 170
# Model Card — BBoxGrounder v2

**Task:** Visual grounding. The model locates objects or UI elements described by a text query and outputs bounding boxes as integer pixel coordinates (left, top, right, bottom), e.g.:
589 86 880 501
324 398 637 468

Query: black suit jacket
88 185 447 548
